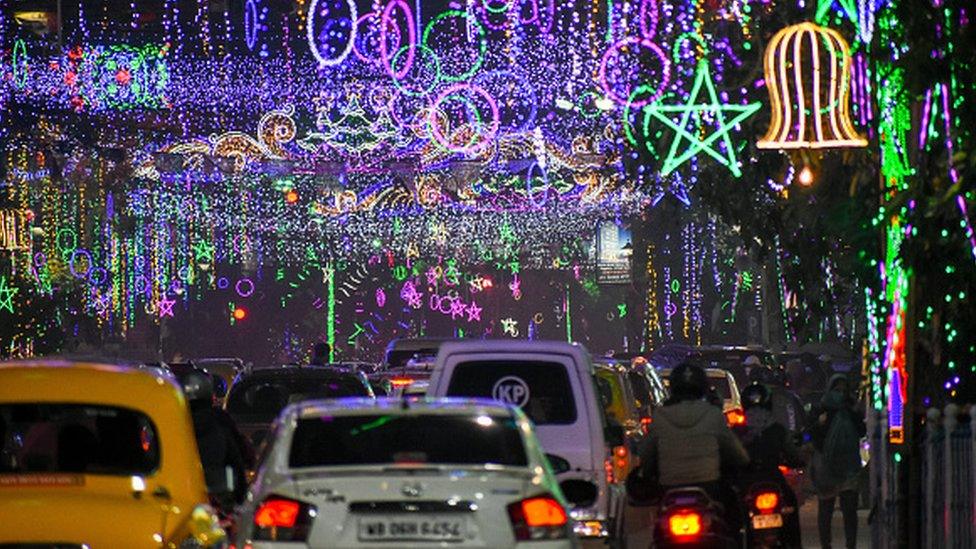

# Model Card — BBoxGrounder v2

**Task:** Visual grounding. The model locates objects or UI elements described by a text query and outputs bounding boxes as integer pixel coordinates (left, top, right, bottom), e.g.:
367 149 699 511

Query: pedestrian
309 341 330 366
810 374 865 549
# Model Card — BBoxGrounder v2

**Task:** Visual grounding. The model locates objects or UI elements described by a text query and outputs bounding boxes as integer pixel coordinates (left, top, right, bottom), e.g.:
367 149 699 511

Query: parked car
427 340 627 543
371 355 437 398
236 398 579 548
225 366 374 450
0 360 225 547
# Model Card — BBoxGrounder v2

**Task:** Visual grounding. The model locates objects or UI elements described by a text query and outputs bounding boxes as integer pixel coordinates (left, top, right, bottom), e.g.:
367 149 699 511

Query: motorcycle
743 481 798 548
652 487 740 548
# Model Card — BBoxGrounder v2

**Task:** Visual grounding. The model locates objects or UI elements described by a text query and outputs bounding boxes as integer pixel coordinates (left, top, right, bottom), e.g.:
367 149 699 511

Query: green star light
643 59 761 178
0 277 18 314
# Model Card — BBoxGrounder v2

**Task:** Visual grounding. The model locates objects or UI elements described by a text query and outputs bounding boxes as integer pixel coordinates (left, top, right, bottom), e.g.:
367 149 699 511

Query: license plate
358 517 466 541
752 513 783 529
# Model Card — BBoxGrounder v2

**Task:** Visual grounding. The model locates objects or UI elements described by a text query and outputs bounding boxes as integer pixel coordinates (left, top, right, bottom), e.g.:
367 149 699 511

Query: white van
427 340 626 543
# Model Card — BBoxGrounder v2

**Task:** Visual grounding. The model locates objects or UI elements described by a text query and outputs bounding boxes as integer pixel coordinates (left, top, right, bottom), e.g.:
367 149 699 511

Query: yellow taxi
0 360 225 548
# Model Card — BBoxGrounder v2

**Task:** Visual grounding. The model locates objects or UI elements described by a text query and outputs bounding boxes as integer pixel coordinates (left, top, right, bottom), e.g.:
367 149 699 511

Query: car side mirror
545 453 571 475
605 423 625 447
559 479 598 508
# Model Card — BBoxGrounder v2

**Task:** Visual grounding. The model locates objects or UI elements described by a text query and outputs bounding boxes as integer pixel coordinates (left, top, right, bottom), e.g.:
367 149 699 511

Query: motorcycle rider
632 362 750 532
738 382 804 547
183 369 251 508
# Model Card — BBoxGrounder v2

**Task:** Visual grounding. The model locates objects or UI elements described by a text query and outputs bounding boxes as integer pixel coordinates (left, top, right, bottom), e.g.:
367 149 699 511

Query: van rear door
437 354 596 476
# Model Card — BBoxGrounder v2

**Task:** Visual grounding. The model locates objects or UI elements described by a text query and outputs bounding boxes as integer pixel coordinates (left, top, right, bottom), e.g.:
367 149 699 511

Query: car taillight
725 408 746 426
755 492 779 513
253 496 316 542
640 416 653 434
668 511 703 537
389 377 414 387
612 445 629 479
604 458 615 484
778 465 790 475
507 495 568 541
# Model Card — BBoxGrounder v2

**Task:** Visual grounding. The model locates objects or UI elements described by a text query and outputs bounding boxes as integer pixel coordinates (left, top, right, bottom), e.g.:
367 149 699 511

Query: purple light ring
639 0 660 40
477 0 515 31
599 37 671 107
353 11 402 65
430 83 500 154
69 249 93 279
235 278 255 298
380 0 417 80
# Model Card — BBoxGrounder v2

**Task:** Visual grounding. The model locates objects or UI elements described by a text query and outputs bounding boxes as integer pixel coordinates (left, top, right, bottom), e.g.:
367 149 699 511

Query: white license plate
358 516 466 541
752 513 783 529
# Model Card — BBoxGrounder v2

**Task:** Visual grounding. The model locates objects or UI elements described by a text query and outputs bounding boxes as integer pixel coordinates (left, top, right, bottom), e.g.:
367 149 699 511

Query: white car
427 340 627 542
236 398 579 548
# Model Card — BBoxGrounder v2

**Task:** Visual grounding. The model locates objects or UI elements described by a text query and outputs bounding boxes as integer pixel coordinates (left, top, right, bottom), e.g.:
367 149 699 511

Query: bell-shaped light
757 22 867 150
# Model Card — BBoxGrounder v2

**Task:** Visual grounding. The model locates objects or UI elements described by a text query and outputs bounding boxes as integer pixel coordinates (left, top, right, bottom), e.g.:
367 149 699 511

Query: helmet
669 362 709 401
181 369 214 404
743 355 762 367
741 382 773 410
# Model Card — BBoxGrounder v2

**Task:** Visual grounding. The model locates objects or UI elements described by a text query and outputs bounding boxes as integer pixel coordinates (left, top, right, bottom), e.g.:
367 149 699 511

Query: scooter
651 487 740 548
743 481 797 548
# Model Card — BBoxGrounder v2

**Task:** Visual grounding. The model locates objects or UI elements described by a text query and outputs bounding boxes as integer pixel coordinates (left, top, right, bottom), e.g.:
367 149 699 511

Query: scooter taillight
668 511 703 538
755 492 779 513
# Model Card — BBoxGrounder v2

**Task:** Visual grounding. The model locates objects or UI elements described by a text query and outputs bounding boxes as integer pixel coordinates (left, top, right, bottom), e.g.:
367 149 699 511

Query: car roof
436 339 590 360
286 397 520 419
235 366 366 381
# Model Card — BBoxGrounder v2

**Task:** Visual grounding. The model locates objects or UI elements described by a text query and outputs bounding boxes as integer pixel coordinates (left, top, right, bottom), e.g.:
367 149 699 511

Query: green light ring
429 88 494 153
671 32 709 64
577 90 603 118
483 0 515 14
390 44 442 97
422 10 487 83
12 39 28 89
56 228 79 253
428 95 483 151
622 83 658 146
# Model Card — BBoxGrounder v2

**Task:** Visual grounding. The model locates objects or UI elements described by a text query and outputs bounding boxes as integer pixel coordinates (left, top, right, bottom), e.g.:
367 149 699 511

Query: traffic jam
0 342 820 548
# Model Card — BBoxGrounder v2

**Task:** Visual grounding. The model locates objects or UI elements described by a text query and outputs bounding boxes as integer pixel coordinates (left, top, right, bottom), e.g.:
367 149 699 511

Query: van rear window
445 361 577 425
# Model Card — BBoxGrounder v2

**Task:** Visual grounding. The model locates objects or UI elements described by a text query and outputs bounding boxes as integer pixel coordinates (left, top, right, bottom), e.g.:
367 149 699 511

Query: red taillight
725 408 746 426
640 416 653 433
508 495 568 541
613 446 629 472
389 377 415 387
755 492 779 513
668 511 703 537
778 465 790 475
253 496 315 542
255 499 299 528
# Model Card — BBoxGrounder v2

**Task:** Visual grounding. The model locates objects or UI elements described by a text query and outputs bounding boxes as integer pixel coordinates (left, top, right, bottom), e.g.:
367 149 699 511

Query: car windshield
445 360 577 425
227 376 371 422
289 414 528 468
0 403 159 476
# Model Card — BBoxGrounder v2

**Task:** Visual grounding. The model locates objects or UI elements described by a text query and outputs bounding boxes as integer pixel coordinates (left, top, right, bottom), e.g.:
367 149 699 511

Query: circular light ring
422 10 488 83
599 37 671 107
217 277 230 290
244 0 259 50
390 44 442 97
135 276 151 294
33 252 47 267
472 69 538 133
671 32 710 64
525 161 549 208
56 228 78 252
69 249 93 278
477 0 516 31
429 84 500 154
639 0 660 40
235 278 255 298
379 0 417 80
88 267 109 286
12 39 28 89
353 11 401 65
306 0 358 68
431 95 484 152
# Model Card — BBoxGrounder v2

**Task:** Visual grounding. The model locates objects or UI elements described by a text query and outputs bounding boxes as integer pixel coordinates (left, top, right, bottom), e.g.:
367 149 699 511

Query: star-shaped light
158 296 176 318
466 301 483 322
501 317 519 337
0 277 18 314
643 59 760 178
449 298 467 319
